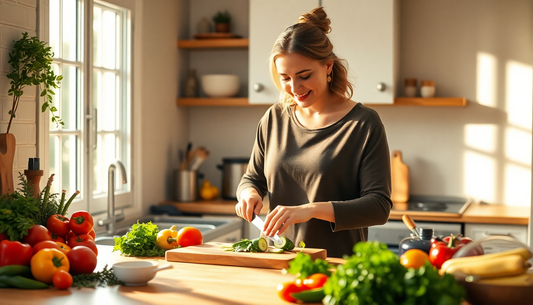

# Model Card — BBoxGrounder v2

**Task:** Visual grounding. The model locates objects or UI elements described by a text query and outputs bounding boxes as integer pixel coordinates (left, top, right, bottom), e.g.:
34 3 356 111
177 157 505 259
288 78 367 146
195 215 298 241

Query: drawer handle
484 232 512 237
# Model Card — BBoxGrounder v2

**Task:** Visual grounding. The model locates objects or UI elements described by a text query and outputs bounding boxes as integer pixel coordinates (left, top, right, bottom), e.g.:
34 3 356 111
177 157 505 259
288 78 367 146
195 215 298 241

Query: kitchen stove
391 195 472 217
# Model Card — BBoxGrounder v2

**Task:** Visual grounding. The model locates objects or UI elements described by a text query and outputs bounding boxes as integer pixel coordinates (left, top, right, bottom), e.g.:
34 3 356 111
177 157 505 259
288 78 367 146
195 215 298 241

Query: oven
368 195 471 254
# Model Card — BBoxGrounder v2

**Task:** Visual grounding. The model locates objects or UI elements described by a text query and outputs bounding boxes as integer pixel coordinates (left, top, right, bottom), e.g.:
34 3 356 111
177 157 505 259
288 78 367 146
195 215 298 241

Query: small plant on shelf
213 11 231 33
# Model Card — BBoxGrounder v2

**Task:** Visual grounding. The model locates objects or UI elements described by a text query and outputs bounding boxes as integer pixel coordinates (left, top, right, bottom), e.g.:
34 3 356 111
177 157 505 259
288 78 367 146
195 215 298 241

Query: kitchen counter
1 245 327 305
163 200 530 225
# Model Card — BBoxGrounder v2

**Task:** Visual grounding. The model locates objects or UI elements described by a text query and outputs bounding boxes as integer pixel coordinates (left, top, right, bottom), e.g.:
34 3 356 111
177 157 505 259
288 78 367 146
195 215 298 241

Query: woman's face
275 52 333 108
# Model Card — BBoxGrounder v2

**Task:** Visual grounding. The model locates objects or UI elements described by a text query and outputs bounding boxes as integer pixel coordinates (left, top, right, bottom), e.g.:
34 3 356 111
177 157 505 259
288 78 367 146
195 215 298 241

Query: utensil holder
175 170 197 202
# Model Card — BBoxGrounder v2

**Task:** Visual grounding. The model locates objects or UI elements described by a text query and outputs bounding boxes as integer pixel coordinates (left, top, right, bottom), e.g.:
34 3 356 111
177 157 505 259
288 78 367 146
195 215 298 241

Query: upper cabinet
248 0 318 104
323 0 398 104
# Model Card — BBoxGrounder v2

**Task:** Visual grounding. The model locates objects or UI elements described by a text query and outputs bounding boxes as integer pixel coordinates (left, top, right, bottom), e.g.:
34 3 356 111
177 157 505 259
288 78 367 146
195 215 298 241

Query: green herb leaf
113 221 166 257
286 252 333 279
71 264 123 289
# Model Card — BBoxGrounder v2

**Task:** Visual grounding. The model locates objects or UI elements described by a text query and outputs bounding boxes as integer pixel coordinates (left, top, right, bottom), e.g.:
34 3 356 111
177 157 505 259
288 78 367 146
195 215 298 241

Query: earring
327 74 332 83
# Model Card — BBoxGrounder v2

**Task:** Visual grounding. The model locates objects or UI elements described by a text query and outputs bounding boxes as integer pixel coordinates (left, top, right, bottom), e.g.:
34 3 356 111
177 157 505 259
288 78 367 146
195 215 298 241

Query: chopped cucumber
290 287 325 303
274 236 295 251
251 237 268 252
268 248 285 254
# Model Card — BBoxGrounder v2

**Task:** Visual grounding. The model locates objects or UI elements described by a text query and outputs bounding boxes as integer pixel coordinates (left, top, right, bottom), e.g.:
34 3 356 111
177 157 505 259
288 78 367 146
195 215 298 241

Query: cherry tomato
69 211 94 234
52 270 73 290
46 214 70 237
277 281 302 303
50 233 65 243
56 242 71 255
177 227 203 247
22 225 52 246
67 246 97 275
400 249 429 269
302 273 329 290
33 240 61 255
65 231 76 244
68 234 98 255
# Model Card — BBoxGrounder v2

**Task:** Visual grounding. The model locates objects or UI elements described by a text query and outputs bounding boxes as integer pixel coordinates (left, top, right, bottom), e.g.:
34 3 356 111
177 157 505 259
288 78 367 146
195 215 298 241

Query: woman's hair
269 7 353 111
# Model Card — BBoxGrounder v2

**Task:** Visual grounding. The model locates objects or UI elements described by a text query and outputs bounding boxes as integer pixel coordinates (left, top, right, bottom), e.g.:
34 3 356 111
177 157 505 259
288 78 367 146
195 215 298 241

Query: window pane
62 0 79 61
92 133 117 196
61 65 80 130
93 7 102 67
102 10 116 69
50 63 61 130
49 0 60 57
49 136 59 193
62 135 79 192
99 72 117 131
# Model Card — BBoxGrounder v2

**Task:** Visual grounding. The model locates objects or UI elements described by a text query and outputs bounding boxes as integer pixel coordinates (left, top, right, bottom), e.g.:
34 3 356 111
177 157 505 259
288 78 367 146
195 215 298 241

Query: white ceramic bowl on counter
201 74 240 98
113 260 172 286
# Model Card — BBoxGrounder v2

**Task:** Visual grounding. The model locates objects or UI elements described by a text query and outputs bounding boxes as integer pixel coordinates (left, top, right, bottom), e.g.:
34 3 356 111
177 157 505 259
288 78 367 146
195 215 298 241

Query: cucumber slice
274 236 295 251
251 237 268 252
290 287 325 303
268 248 285 254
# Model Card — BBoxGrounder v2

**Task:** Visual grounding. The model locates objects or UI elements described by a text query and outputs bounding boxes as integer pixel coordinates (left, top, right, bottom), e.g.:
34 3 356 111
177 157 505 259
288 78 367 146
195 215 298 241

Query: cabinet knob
253 83 264 92
376 82 386 92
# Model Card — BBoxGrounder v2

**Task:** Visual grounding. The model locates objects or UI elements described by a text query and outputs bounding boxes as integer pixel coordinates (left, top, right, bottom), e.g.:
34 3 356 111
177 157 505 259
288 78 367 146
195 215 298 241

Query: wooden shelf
177 97 467 107
177 38 249 49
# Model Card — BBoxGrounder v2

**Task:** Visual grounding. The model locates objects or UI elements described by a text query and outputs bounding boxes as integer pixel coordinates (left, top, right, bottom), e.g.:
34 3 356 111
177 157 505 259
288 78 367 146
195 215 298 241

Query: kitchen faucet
97 160 127 235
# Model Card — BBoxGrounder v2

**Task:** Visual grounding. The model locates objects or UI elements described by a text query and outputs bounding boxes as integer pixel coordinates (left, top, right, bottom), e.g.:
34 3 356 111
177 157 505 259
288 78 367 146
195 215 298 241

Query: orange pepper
31 248 70 284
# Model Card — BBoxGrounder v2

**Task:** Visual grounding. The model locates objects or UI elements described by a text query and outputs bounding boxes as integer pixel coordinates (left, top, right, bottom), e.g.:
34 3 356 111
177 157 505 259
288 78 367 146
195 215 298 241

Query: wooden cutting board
165 242 327 269
391 150 409 203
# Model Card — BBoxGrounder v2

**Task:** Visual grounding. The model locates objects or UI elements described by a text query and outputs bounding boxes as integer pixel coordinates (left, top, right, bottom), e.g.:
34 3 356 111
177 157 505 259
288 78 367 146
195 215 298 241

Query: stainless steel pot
217 158 249 200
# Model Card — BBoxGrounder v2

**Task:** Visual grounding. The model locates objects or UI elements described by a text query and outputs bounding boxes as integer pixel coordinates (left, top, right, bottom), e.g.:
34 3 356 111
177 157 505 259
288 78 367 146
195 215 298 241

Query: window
48 0 132 214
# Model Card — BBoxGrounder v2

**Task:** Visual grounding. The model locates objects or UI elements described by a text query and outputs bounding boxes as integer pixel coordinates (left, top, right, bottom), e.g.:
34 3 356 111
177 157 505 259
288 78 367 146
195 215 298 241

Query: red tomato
33 240 61 255
67 246 97 275
87 229 96 240
302 273 329 290
46 214 70 237
65 231 76 244
52 270 73 290
22 225 52 246
50 233 65 243
68 234 98 255
177 227 203 247
69 211 94 234
56 242 71 255
277 282 302 303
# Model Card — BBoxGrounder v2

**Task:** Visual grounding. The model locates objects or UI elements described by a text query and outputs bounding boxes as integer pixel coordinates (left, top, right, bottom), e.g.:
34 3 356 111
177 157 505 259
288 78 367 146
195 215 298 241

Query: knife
251 213 282 244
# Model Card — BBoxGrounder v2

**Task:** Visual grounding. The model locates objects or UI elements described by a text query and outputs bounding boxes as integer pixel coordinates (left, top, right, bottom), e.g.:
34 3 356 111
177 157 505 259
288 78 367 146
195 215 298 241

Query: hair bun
298 7 331 34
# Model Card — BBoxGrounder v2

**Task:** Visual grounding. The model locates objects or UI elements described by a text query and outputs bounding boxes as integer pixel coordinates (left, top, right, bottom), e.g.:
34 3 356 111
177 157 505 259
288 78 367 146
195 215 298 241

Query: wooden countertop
1 245 324 305
163 200 530 225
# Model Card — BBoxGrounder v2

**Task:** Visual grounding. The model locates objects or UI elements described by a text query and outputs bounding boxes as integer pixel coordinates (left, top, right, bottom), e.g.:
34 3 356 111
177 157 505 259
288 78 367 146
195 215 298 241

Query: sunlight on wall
464 150 496 203
476 52 497 107
466 54 532 206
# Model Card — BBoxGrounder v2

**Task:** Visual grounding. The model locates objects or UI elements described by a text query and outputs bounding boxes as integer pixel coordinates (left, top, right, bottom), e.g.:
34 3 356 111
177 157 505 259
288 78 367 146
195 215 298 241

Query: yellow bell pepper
156 225 180 250
31 248 70 284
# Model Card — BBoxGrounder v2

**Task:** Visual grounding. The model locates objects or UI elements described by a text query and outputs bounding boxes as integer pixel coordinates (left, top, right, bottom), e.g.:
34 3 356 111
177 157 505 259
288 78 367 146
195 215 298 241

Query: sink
94 215 242 246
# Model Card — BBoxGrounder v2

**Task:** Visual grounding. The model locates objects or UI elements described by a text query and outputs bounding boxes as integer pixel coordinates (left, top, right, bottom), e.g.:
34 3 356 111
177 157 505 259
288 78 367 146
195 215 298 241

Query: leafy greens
286 252 333 279
113 221 165 257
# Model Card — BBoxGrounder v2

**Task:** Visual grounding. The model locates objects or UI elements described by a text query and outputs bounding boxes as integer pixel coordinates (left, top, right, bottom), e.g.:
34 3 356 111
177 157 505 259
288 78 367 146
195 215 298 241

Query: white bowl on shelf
201 74 240 98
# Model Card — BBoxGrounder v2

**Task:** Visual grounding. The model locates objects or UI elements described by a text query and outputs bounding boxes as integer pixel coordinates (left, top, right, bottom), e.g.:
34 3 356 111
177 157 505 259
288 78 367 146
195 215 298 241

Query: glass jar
420 80 435 98
398 227 434 256
404 78 417 97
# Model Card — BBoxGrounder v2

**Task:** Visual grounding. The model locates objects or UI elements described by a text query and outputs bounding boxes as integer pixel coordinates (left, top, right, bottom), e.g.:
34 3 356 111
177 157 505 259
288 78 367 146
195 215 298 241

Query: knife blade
251 213 282 244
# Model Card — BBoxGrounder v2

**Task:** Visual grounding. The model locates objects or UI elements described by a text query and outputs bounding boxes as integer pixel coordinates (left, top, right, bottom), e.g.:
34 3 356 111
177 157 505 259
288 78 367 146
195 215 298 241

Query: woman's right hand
235 188 263 222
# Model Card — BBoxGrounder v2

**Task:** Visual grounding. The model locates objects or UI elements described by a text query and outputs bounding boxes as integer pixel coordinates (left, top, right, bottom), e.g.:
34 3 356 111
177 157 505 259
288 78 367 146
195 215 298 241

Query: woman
235 7 392 258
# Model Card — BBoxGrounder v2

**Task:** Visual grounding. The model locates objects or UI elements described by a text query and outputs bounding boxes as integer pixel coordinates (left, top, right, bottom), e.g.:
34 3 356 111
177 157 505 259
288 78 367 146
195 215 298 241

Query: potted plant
212 11 231 33
1 32 63 195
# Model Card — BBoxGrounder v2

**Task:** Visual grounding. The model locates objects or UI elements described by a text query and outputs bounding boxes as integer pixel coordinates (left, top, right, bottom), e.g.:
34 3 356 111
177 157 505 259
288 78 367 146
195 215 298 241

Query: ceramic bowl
113 260 172 286
201 74 240 97
451 236 533 305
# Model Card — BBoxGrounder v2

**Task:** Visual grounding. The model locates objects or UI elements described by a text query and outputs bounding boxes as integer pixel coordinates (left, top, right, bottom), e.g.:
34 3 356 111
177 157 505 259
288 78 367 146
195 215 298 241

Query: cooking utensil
113 260 173 286
189 146 210 171
217 158 249 200
391 150 409 203
251 213 282 244
165 242 326 269
402 214 419 237
180 142 192 170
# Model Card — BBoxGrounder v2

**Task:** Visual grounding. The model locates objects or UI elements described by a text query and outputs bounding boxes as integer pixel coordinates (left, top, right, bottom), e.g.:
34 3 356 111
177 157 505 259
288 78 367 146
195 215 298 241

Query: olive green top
237 102 392 258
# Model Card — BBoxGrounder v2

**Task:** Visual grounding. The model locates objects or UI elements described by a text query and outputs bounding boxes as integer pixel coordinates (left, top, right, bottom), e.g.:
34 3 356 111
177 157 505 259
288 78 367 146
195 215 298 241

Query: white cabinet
323 0 398 104
248 1 320 104
249 0 397 105
464 224 528 254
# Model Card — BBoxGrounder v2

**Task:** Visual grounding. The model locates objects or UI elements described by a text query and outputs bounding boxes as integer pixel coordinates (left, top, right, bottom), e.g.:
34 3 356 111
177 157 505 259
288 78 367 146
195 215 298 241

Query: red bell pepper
0 240 33 266
429 234 472 269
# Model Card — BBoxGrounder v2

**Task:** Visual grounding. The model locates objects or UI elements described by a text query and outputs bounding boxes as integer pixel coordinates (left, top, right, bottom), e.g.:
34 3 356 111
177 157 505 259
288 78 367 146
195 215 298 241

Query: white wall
0 0 39 182
187 0 532 207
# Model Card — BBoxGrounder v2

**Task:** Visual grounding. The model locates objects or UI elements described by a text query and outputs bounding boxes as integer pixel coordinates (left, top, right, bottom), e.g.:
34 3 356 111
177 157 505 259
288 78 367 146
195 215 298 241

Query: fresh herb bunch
286 252 333 279
323 241 465 305
212 10 231 24
113 221 166 257
71 265 123 289
0 189 40 241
